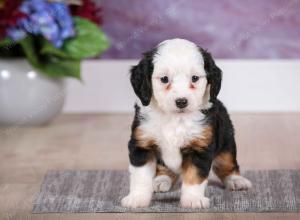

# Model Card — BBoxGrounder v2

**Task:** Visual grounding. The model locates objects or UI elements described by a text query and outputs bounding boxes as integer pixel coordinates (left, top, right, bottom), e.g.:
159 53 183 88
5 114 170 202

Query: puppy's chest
140 114 205 173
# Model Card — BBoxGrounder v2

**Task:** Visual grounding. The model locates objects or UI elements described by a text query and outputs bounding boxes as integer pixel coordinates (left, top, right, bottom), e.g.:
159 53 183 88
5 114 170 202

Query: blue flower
7 0 75 48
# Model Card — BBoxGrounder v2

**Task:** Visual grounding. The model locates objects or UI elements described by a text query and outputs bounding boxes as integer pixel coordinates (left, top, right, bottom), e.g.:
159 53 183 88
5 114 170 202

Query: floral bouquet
0 0 109 79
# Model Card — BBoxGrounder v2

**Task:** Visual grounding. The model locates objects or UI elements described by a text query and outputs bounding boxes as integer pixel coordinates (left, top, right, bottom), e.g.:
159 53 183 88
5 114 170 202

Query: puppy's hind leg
213 150 252 191
153 164 177 193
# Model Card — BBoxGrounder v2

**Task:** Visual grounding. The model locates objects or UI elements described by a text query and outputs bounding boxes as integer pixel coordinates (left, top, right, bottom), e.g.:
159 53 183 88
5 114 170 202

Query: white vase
0 59 65 126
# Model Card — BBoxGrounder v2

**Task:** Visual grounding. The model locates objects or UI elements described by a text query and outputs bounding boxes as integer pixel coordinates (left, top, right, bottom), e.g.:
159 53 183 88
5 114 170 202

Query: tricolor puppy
122 38 252 209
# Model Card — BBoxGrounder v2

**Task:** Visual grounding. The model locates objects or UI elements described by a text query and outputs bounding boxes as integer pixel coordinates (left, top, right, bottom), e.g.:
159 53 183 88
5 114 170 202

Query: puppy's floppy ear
200 48 222 103
130 49 156 106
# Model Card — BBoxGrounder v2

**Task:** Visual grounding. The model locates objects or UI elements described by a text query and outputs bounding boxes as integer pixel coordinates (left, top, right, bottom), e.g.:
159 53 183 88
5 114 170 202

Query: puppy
122 38 252 209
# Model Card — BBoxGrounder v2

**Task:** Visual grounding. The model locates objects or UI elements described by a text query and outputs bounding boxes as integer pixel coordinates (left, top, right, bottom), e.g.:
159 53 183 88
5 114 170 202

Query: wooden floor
0 113 299 220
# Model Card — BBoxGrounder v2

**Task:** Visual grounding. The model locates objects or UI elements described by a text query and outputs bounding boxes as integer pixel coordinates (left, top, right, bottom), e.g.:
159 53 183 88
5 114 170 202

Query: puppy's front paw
225 174 252 191
121 193 152 208
180 194 210 209
153 175 172 192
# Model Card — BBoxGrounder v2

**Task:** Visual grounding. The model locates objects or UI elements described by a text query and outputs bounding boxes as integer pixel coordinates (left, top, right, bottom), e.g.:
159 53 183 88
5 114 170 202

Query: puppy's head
130 38 222 113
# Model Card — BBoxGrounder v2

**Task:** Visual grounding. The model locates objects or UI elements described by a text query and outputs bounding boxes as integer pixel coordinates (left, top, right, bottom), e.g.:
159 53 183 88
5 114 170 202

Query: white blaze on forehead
153 38 205 76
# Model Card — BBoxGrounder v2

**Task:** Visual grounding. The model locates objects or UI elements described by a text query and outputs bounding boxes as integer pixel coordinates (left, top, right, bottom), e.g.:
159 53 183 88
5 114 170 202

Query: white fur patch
153 175 172 192
180 180 210 209
121 161 156 208
224 174 252 191
151 38 209 113
139 107 206 174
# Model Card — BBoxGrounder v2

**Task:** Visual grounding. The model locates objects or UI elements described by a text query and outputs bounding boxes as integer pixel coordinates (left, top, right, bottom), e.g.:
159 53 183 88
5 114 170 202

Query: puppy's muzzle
175 98 188 109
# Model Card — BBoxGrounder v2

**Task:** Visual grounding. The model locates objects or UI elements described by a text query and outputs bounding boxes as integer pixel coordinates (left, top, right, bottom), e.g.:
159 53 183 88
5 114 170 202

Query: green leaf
19 35 81 79
40 39 71 59
62 17 110 59
19 36 39 66
0 38 22 57
39 58 81 79
0 38 13 47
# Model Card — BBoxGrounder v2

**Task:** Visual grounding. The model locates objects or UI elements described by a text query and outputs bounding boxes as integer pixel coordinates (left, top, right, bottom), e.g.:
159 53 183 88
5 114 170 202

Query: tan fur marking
134 127 155 149
182 160 205 185
189 83 195 89
156 165 178 184
166 83 172 91
188 125 213 151
213 152 239 181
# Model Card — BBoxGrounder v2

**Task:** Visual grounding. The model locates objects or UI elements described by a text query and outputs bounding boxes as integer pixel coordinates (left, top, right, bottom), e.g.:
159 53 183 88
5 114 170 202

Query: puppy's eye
160 76 169 84
192 75 200 83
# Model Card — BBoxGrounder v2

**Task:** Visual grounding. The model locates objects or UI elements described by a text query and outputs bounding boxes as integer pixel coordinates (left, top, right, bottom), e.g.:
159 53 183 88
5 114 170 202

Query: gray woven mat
32 170 300 213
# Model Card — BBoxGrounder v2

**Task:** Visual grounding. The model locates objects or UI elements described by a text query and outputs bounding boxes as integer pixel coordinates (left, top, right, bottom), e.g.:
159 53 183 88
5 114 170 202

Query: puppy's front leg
180 148 212 209
121 137 156 208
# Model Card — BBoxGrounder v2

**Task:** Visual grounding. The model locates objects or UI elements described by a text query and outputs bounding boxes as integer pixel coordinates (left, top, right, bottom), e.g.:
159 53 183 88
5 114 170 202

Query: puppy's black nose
175 98 188 109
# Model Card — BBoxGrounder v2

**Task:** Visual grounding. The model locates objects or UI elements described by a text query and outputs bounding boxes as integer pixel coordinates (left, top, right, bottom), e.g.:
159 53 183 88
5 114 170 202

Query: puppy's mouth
176 108 189 114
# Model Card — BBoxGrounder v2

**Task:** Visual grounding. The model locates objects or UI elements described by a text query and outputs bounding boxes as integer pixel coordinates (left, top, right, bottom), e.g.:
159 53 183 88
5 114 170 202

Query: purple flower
7 0 75 48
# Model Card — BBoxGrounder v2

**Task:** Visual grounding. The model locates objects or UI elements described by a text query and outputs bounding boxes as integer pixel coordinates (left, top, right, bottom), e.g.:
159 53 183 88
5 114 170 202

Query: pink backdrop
98 0 300 59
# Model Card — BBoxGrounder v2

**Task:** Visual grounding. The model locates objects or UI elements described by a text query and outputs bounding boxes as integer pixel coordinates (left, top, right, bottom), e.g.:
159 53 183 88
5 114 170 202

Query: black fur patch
128 104 156 166
199 48 222 103
130 49 157 106
202 100 240 172
128 138 154 166
181 147 213 178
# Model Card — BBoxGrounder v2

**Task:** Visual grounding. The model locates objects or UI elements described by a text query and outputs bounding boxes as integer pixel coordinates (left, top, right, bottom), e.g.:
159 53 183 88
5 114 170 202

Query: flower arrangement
0 0 109 79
